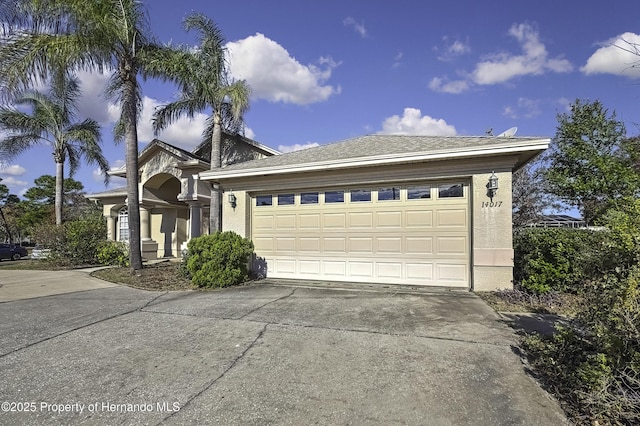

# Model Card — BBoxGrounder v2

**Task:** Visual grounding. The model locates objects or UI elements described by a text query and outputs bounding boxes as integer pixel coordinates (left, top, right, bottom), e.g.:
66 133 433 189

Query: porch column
106 215 116 241
139 206 158 260
140 206 151 240
188 203 202 240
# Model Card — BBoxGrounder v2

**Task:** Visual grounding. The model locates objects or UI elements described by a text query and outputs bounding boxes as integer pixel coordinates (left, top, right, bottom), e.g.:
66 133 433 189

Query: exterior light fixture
487 171 499 198
228 191 237 208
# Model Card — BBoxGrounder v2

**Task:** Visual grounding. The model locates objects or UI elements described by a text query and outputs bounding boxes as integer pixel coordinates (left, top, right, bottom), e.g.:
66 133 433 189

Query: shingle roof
204 134 548 176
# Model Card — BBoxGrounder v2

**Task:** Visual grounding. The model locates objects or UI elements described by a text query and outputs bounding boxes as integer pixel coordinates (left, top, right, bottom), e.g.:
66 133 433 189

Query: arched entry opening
142 173 187 258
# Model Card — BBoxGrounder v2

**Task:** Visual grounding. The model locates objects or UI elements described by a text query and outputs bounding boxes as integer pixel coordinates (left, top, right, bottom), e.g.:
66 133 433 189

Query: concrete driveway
0 269 567 425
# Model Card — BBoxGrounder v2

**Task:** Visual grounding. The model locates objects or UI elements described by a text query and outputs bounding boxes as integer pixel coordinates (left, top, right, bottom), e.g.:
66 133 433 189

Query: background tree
0 0 177 270
0 69 108 225
512 157 558 227
151 13 251 233
544 99 640 225
0 177 16 242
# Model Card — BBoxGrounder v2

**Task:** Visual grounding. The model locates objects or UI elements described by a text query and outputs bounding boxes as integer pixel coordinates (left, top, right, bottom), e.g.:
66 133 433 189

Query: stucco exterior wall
471 171 514 291
222 190 250 238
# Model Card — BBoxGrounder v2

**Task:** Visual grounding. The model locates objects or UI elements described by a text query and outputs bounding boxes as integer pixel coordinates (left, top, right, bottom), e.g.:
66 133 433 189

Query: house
91 133 549 291
89 133 279 260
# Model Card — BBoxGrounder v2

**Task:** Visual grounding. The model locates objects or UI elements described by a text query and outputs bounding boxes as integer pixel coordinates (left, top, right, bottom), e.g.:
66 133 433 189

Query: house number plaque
481 201 503 208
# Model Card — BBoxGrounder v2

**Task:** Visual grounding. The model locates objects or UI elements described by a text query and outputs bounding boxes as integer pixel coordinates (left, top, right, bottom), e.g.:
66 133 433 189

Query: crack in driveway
157 323 269 425
0 291 168 359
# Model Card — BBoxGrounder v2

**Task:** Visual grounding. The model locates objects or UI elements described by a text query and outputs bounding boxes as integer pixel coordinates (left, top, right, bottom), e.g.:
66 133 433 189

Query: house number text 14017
482 201 503 208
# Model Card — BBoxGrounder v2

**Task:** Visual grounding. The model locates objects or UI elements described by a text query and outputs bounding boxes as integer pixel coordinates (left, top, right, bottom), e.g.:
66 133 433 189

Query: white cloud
436 36 471 62
379 108 457 136
472 23 572 85
277 142 320 153
94 165 126 188
343 17 367 38
581 32 640 78
244 127 256 140
392 51 404 68
428 77 470 94
430 23 572 94
137 96 208 148
76 69 120 124
227 33 341 105
0 164 26 176
502 98 542 119
0 176 28 188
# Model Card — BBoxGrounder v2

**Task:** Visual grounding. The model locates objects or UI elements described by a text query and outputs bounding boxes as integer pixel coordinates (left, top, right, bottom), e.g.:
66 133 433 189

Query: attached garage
251 182 469 287
200 134 550 291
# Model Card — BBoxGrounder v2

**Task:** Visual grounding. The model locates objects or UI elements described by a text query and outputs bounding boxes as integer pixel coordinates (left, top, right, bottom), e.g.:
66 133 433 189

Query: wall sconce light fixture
228 191 237 208
487 171 499 198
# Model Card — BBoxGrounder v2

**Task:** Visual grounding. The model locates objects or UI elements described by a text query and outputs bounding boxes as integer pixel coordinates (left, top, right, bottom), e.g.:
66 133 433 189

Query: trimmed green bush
96 240 129 267
185 231 254 288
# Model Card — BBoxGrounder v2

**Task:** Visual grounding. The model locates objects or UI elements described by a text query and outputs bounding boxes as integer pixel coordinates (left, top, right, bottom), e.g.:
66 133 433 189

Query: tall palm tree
0 69 108 225
0 0 172 270
151 13 251 233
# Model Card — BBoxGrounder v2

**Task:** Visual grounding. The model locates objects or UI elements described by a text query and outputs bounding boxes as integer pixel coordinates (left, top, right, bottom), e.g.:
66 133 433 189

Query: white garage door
251 181 469 287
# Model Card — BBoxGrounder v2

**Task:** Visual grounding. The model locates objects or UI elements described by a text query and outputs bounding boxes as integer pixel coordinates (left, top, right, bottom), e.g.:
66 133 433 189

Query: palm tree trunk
0 206 12 243
54 159 64 225
122 75 143 271
209 112 222 233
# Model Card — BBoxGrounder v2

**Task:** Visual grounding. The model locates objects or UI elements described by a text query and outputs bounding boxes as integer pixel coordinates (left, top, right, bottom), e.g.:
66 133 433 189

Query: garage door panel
406 210 433 227
275 237 296 252
276 214 296 229
436 237 467 255
323 213 346 228
349 212 373 228
377 262 403 279
274 259 296 274
349 237 373 253
253 215 274 230
253 237 274 252
349 261 374 278
299 237 320 252
406 263 434 280
299 260 321 275
377 237 402 253
299 214 321 229
436 209 467 227
437 264 468 283
252 182 469 287
376 211 402 227
323 260 347 276
324 237 347 253
406 237 433 255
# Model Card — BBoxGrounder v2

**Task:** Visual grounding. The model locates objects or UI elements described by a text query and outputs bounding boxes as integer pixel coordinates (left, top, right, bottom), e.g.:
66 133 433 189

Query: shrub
185 231 254 288
513 228 612 294
96 240 129 267
31 212 106 265
522 267 640 424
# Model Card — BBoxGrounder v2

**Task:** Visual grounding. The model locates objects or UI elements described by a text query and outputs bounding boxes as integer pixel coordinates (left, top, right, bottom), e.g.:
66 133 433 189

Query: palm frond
153 97 203 134
0 133 45 161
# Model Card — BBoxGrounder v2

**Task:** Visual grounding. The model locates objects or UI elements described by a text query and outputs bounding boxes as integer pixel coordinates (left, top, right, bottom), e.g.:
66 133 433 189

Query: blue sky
1 0 640 198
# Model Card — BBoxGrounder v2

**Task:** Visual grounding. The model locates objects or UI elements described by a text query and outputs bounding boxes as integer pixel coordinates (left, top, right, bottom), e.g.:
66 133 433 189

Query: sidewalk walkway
0 269 119 302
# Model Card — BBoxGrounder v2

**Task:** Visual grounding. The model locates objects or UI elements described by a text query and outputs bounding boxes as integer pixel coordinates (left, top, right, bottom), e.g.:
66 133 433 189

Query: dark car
0 243 28 261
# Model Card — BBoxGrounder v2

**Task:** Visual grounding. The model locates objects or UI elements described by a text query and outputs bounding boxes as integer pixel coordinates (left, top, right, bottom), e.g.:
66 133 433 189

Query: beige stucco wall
150 208 188 257
221 190 250 238
471 171 514 291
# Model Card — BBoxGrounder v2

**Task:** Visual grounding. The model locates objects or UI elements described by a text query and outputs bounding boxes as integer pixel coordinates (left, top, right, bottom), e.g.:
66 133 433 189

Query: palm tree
151 13 251 233
0 0 173 270
0 69 108 225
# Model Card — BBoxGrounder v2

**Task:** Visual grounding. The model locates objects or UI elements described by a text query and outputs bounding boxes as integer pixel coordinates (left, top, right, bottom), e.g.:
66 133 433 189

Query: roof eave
200 139 550 181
